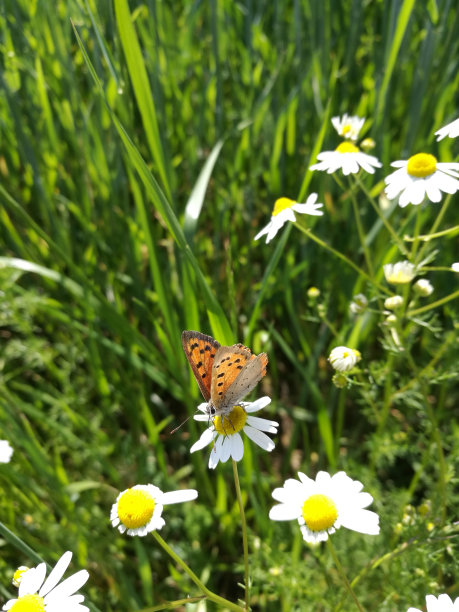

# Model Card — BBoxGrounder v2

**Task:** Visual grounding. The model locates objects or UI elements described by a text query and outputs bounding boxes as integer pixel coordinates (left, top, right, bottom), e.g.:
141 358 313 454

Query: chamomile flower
12 566 29 588
190 397 278 469
310 142 382 175
2 551 89 612
384 153 459 207
328 346 361 372
435 117 459 141
254 195 323 244
349 293 368 314
383 261 416 284
452 263 459 272
408 594 459 612
384 295 404 310
0 440 13 463
414 279 434 296
111 484 198 536
269 471 380 544
331 114 365 141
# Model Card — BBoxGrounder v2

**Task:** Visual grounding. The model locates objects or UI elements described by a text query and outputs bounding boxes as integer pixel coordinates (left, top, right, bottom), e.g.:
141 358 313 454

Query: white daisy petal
229 433 244 461
161 489 198 505
269 503 302 521
243 396 271 412
208 442 221 469
44 570 90 602
340 509 380 535
245 415 278 432
435 117 459 140
19 563 47 596
255 195 324 243
40 551 73 597
243 425 275 451
190 427 217 453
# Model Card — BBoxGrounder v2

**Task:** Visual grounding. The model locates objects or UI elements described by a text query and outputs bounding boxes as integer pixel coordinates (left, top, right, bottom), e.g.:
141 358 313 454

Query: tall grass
0 0 458 610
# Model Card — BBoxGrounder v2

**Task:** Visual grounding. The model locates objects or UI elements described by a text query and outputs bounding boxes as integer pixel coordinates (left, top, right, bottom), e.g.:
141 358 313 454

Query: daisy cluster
254 113 459 244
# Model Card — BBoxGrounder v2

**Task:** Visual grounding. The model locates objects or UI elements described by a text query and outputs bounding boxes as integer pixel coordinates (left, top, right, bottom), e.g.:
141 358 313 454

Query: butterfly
181 330 268 418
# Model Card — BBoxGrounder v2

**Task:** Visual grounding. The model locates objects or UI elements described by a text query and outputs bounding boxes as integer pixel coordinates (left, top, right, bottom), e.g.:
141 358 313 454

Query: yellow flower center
213 405 247 435
302 494 338 532
10 594 45 612
335 142 359 154
272 197 295 217
117 489 155 529
12 567 29 587
342 123 351 135
406 153 437 178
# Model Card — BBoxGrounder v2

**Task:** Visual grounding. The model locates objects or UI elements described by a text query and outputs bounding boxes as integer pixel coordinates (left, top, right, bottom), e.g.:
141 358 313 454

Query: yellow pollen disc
406 153 437 177
342 124 351 135
10 594 45 612
117 489 155 529
12 567 29 587
214 405 247 435
336 142 359 154
302 493 338 532
272 197 295 217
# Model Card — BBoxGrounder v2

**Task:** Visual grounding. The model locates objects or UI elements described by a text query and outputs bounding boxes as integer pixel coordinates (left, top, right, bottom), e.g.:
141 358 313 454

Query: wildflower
383 261 416 284
190 397 278 469
435 117 459 141
414 279 434 296
307 287 320 299
254 195 323 244
2 551 89 612
452 263 459 273
269 471 380 544
111 484 198 536
384 295 404 310
0 440 13 463
349 293 368 314
384 153 459 207
360 137 376 151
328 346 361 372
332 373 348 389
331 114 365 141
310 142 382 175
12 567 29 588
407 594 459 612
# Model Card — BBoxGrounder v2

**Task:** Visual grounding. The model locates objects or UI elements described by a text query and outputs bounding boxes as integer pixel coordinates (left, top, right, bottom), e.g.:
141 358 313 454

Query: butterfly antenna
170 413 197 435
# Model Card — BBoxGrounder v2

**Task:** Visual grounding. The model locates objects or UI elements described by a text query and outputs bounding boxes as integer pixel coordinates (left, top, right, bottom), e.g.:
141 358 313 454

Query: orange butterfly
182 330 268 418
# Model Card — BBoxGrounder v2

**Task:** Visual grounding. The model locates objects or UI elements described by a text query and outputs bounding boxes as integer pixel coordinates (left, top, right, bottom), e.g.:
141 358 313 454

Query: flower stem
407 289 459 316
327 538 365 612
152 531 245 612
233 459 250 610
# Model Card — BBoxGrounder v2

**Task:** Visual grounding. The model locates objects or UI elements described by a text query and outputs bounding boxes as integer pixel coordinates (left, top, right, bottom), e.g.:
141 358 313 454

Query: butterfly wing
182 331 220 402
211 344 268 412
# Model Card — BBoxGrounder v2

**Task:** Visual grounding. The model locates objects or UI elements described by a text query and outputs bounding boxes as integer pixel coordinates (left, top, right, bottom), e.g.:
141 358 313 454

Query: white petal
190 428 216 453
269 503 301 521
3 599 17 610
244 396 271 413
243 425 275 451
230 433 244 461
194 414 210 421
246 415 278 432
161 489 198 505
208 443 220 469
340 509 380 535
20 563 47 596
254 222 271 241
39 552 73 597
44 570 89 603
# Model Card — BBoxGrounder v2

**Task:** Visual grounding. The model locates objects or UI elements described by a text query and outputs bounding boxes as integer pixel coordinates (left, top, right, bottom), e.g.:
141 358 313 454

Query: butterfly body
182 331 268 417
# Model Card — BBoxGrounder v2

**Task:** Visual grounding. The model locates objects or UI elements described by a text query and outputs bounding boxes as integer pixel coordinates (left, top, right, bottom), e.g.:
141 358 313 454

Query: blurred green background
0 0 458 610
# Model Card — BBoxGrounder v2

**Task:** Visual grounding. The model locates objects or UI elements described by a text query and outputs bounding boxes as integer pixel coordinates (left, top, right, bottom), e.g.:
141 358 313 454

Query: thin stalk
327 538 365 612
233 459 250 610
409 204 424 261
348 184 374 279
407 289 459 316
416 196 452 263
152 531 245 612
294 223 390 294
138 596 205 611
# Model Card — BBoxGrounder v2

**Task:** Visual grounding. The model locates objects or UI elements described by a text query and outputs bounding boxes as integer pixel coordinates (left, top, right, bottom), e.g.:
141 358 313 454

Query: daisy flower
384 153 459 207
435 117 459 141
331 114 365 141
408 593 459 612
328 346 361 372
452 263 459 272
111 484 198 536
269 471 380 544
384 295 404 310
383 261 416 284
310 142 382 175
12 566 29 588
349 293 368 314
190 397 278 469
254 195 323 244
2 551 89 612
413 278 434 296
0 440 13 463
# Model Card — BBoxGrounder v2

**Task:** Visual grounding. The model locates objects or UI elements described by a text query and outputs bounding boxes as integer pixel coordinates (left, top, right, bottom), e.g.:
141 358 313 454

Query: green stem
410 205 424 261
327 539 365 612
349 184 374 279
354 177 409 256
152 531 245 612
138 596 205 611
416 195 452 263
233 459 250 610
407 289 459 316
294 223 390 294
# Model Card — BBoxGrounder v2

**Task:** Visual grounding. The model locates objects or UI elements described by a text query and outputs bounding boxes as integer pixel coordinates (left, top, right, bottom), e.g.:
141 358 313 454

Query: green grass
0 0 458 610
